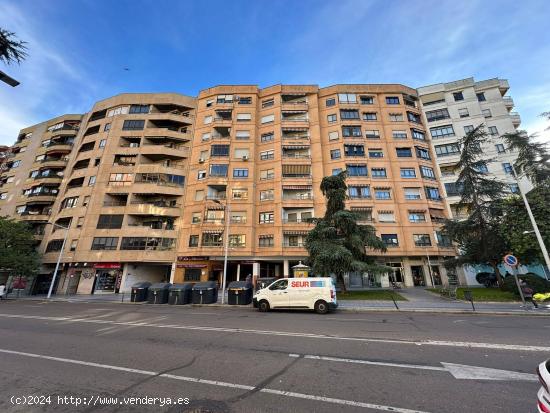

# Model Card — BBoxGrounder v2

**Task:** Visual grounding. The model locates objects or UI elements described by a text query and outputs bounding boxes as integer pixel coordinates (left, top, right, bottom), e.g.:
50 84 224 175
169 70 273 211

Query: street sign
503 254 519 267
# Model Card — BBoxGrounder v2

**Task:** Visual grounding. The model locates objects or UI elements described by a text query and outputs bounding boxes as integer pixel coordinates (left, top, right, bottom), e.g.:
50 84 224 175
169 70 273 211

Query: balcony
36 158 68 168
282 218 314 225
144 128 192 141
141 143 190 159
32 175 63 185
19 210 51 221
281 112 309 125
510 112 521 127
126 201 182 217
282 242 305 248
503 96 514 110
281 129 309 141
149 110 194 125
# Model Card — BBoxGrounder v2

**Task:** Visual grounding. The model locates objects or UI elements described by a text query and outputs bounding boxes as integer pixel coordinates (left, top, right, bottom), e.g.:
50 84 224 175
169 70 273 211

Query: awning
348 183 370 188
282 164 311 174
350 206 372 211
429 208 446 218
282 145 310 150
378 210 394 214
258 234 274 239
283 185 311 190
282 127 309 132
207 205 225 210
408 209 427 213
202 230 223 234
282 109 308 114
283 230 310 235
281 92 307 96
373 186 391 190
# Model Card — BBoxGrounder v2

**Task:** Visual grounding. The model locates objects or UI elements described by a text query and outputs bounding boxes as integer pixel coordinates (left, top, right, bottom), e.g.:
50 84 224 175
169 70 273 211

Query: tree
0 28 27 65
442 126 510 286
502 130 550 185
305 171 387 292
498 181 550 264
0 217 40 281
542 111 550 130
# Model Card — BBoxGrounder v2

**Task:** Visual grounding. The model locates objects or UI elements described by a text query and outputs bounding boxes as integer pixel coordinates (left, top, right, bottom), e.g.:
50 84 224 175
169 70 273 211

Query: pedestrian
520 280 538 308
0 284 5 300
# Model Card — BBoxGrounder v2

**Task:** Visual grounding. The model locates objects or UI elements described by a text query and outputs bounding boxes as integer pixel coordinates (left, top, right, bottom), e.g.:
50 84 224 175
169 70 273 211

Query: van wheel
258 300 270 312
314 300 328 314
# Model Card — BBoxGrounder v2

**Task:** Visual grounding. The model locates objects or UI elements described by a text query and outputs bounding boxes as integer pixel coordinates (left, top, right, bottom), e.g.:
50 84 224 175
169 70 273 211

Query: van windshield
269 280 288 290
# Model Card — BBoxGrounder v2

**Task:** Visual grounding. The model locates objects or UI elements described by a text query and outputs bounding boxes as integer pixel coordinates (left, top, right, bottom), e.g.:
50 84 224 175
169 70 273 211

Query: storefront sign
177 256 209 261
177 264 207 268
93 263 121 269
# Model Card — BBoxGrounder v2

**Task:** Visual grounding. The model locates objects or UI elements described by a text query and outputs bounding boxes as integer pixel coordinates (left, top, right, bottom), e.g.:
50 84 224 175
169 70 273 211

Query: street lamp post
511 164 550 279
213 199 230 304
46 222 70 299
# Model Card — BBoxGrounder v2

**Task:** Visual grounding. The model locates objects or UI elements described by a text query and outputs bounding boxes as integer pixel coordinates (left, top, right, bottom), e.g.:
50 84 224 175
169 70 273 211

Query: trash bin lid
228 281 252 289
131 282 152 288
192 281 217 290
169 283 193 291
149 282 172 291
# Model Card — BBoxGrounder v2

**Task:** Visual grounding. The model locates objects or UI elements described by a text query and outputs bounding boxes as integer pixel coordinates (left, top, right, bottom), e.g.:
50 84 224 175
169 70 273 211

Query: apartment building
175 84 456 289
417 77 522 219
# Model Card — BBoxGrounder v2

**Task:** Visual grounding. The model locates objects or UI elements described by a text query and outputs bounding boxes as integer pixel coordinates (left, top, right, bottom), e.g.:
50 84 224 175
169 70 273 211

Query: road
0 300 546 412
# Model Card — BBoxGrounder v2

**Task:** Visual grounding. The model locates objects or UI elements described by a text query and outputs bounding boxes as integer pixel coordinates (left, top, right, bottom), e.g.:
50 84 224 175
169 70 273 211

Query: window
346 164 368 176
234 148 250 158
233 168 248 178
396 147 412 157
411 129 425 140
99 139 107 148
389 113 403 122
446 181 465 196
201 132 211 142
375 189 391 199
108 173 133 186
229 234 245 247
502 163 513 174
414 234 432 247
330 149 341 159
83 196 90 206
392 130 407 139
425 187 441 200
378 211 395 222
404 187 421 200
70 240 78 252
77 217 84 228
365 130 380 139
197 170 207 180
60 196 79 210
400 168 416 178
12 160 21 168
360 96 373 105
259 212 274 224
350 207 372 221
325 98 336 107
458 108 469 118
236 113 251 122
362 112 377 121
45 239 64 253
509 183 519 193
231 211 247 224
425 108 450 122
91 237 118 251
488 126 498 136
88 176 96 186
236 131 250 140
332 168 342 175
211 145 230 157
381 234 399 247
348 186 370 198
122 120 145 130
464 125 474 134
386 96 400 105
408 212 426 223
232 188 248 199
344 144 365 157
129 104 150 114
415 146 431 160
495 143 506 153
261 132 274 142
209 164 228 177
262 98 274 108
420 166 436 179
482 109 492 118
260 189 274 201
188 235 199 247
205 99 214 108
261 114 275 124
104 123 111 132
204 115 213 125
120 237 175 251
260 169 274 180
96 214 123 229
0 193 7 200
238 96 252 105
475 164 489 173
435 143 460 157
338 93 356 104
369 149 383 158
194 190 204 201
371 168 387 178
453 91 464 101
340 109 360 119
259 236 274 247
260 150 274 160
342 126 362 137
202 233 223 247
328 131 339 141
407 111 421 123
192 212 201 223
476 92 486 102
217 95 233 104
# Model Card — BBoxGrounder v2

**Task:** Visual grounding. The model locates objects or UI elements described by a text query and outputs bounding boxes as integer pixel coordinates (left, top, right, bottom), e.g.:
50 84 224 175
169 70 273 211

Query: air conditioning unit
242 155 249 161
129 143 139 148
198 158 205 163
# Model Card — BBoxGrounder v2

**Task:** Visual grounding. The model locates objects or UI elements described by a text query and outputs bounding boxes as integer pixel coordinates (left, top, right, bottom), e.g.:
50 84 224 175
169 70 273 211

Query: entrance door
267 279 289 308
67 271 81 295
411 266 426 286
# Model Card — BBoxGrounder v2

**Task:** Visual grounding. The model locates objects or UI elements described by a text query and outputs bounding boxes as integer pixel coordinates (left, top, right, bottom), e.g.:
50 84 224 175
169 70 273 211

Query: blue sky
1 0 549 145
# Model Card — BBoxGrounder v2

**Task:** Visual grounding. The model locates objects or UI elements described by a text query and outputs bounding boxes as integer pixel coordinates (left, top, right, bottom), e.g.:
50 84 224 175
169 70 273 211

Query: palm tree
305 171 387 293
502 130 550 185
0 28 27 65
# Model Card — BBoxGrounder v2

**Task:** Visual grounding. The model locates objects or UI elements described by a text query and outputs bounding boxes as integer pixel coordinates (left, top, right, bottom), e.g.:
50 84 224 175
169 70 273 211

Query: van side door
267 279 289 308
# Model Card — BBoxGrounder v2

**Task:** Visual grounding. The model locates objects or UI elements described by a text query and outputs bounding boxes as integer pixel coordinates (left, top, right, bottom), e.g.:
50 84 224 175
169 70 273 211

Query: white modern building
417 77 522 219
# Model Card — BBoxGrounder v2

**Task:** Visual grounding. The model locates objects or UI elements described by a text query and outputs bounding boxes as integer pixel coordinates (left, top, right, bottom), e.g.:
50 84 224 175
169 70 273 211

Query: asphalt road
0 300 546 413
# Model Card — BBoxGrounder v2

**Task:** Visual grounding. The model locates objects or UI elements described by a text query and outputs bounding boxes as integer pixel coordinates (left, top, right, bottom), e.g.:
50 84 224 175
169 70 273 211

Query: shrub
501 274 550 295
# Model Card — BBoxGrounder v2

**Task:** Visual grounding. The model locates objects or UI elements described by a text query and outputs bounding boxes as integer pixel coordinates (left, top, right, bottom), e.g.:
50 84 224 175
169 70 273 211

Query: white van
253 277 337 314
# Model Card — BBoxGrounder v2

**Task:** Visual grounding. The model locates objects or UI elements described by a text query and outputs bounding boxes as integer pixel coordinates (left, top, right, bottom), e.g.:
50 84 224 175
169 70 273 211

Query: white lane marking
0 313 548 353
290 353 538 382
0 348 430 413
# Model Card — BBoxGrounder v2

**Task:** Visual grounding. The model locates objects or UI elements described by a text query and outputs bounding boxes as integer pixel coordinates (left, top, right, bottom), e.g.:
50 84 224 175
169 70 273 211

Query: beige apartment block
417 77 523 219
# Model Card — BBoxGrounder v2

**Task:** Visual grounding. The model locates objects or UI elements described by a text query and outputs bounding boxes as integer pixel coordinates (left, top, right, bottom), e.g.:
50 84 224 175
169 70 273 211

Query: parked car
538 359 550 413
475 272 498 287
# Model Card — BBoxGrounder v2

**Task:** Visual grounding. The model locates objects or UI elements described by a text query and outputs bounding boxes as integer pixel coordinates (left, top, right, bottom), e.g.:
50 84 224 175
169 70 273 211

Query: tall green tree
0 217 40 280
502 130 550 185
0 29 27 65
442 126 509 285
305 172 387 292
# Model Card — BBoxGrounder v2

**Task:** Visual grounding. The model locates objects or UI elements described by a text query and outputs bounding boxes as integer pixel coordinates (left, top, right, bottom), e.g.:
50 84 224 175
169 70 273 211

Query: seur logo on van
291 280 325 288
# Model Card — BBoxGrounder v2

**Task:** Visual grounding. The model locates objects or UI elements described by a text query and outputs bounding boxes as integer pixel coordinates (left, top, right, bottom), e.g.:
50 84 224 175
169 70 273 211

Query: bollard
390 292 400 310
463 290 475 311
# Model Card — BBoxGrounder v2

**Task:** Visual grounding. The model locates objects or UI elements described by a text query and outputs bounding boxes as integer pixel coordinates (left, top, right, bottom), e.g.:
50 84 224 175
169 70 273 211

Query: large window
408 212 426 223
407 112 421 123
122 120 145 130
261 132 274 142
386 96 400 105
46 239 64 253
415 146 431 160
396 147 412 157
211 145 230 157
202 233 223 247
430 125 455 139
453 91 464 101
129 104 150 114
381 234 399 247
348 186 370 198
344 144 365 157
342 126 362 137
109 173 133 186
96 215 123 229
233 168 248 178
435 143 460 157
346 164 368 176
260 150 274 160
91 237 119 250
371 168 387 178
404 187 421 200
389 113 403 122
60 196 79 210
413 234 432 247
259 212 274 224
420 166 436 179
338 93 357 104
362 112 377 121
374 189 391 199
340 109 360 119
184 268 201 281
209 164 228 177
188 235 199 247
425 108 450 122
260 169 274 180
400 168 416 178
330 149 341 159
411 129 425 140
259 236 274 247
425 186 441 200
120 237 175 250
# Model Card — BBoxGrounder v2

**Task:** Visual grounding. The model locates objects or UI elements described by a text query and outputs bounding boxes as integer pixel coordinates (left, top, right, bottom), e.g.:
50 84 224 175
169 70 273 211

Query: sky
1 0 550 145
